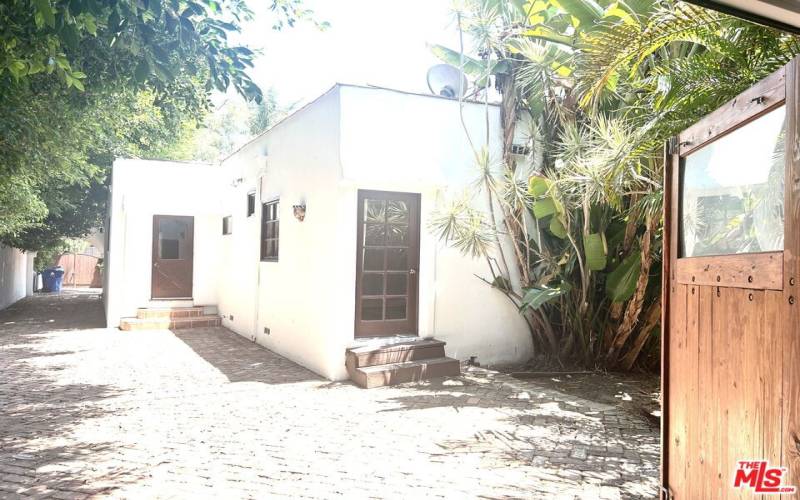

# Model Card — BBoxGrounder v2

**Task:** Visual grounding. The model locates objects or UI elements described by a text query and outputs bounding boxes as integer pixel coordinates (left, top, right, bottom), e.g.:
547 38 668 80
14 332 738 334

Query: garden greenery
0 0 309 251
432 0 799 369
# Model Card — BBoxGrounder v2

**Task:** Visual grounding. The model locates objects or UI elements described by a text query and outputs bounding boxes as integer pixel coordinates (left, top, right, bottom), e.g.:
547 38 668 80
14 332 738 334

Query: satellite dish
426 64 468 98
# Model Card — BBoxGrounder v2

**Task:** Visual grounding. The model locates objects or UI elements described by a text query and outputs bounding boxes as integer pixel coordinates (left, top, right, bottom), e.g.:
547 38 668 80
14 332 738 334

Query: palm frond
576 2 725 108
428 195 496 258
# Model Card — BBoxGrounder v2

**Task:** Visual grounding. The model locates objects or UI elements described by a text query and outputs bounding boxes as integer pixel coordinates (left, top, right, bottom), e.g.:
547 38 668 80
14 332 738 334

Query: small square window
247 192 256 217
260 199 279 261
222 216 232 235
160 239 180 259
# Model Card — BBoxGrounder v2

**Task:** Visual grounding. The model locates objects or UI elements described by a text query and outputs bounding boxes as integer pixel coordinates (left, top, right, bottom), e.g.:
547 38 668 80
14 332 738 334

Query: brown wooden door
663 62 800 498
152 215 194 299
355 190 420 338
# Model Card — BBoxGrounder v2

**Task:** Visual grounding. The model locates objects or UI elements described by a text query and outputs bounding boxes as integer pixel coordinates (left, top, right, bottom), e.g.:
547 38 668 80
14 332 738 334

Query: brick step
120 315 221 331
350 357 461 389
346 339 446 369
136 306 205 319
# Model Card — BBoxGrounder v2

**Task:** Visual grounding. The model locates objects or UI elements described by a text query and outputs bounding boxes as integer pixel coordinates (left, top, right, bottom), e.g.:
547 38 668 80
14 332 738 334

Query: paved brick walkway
0 291 659 499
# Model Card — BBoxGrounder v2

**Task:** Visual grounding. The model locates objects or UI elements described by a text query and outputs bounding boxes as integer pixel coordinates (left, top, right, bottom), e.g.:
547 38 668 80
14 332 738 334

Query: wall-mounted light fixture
293 204 306 222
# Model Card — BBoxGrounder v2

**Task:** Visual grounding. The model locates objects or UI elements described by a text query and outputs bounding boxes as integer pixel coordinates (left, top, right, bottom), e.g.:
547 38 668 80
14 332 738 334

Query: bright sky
237 0 461 105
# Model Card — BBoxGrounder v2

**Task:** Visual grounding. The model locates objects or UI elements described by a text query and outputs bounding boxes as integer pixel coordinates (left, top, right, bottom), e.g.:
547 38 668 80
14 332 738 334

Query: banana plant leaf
605 252 641 302
529 175 551 197
428 44 492 86
522 26 575 47
520 283 571 311
549 216 568 238
550 0 603 27
428 44 484 75
533 198 557 219
584 232 607 270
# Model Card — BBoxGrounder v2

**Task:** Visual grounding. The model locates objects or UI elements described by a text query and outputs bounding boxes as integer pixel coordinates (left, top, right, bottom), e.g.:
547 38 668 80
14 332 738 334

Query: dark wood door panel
152 215 194 299
355 190 420 338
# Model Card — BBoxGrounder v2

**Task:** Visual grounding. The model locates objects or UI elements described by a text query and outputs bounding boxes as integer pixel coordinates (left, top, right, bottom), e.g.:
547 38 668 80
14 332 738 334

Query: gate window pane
681 105 786 257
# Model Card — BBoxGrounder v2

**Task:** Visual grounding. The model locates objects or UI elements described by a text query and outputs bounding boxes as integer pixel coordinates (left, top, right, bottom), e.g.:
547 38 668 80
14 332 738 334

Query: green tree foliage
248 88 291 136
0 0 309 250
431 0 799 370
187 88 292 162
0 72 206 249
0 0 262 97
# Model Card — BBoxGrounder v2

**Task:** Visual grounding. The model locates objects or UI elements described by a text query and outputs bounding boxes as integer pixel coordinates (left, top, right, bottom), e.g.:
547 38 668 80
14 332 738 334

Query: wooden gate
54 253 102 287
663 60 800 497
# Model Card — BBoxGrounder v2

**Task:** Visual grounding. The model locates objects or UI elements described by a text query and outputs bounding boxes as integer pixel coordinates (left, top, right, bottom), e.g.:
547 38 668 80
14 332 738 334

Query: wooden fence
54 253 102 288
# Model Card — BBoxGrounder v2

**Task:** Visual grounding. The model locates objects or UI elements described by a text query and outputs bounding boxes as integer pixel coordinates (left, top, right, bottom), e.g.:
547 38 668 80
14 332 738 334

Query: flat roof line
221 83 499 162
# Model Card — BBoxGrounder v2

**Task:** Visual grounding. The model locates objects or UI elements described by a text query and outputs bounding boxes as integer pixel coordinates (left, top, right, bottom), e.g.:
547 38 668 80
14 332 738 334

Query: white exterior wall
106 85 533 380
217 85 532 381
0 244 34 311
337 86 533 375
104 160 223 327
217 88 344 378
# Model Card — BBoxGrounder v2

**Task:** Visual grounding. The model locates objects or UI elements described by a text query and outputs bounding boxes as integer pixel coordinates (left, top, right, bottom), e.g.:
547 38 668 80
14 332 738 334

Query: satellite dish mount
426 64 469 99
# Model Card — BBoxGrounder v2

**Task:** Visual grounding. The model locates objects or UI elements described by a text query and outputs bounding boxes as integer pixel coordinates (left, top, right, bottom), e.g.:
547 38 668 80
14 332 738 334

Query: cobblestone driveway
0 291 659 499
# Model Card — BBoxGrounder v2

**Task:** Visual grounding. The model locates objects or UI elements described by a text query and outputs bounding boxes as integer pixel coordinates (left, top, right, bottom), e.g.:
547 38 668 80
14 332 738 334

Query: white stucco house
104 84 533 386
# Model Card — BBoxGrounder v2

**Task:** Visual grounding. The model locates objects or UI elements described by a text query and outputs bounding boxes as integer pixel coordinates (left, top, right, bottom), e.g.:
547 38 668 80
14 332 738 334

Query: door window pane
387 224 409 246
159 219 188 260
386 273 407 295
365 200 385 223
387 248 407 270
682 105 786 257
363 248 384 271
365 224 385 245
361 299 383 320
386 201 408 222
386 298 407 320
363 274 384 296
161 240 179 259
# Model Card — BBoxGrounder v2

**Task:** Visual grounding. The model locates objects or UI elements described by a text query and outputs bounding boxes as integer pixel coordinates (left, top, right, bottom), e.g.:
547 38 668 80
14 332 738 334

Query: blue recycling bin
42 267 65 292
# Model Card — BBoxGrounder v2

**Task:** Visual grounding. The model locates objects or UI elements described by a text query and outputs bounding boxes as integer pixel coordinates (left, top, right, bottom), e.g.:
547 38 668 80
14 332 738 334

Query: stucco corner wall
217 87 349 381
104 159 224 327
0 244 34 311
337 85 534 369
